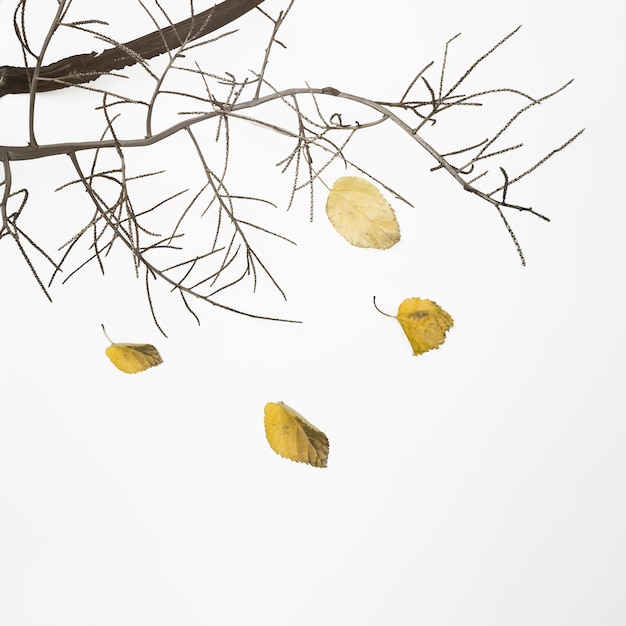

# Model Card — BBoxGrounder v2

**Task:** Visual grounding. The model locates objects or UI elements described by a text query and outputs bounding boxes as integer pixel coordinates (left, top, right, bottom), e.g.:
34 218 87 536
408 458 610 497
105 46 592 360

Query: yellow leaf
374 297 454 356
102 325 163 374
326 176 400 249
264 402 329 468
396 298 454 355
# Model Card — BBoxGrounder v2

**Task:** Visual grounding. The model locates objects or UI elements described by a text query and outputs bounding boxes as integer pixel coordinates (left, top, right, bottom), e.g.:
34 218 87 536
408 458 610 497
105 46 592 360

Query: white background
1 1 624 624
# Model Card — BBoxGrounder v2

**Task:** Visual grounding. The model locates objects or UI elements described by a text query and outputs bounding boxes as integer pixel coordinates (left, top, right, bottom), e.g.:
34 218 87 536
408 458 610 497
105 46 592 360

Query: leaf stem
372 295 395 318
101 323 113 343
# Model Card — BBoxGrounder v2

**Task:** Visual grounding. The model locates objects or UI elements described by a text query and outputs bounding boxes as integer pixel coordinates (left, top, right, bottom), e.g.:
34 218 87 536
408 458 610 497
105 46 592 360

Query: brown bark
0 0 264 97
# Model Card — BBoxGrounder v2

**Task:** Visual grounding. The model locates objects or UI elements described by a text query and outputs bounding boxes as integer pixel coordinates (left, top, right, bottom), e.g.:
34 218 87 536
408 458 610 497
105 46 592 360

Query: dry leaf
102 325 163 374
326 176 400 249
264 401 329 468
375 297 454 356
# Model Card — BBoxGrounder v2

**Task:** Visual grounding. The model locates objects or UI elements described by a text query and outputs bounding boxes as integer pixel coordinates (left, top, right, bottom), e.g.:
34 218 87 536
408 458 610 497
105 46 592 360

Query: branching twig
0 1 582 328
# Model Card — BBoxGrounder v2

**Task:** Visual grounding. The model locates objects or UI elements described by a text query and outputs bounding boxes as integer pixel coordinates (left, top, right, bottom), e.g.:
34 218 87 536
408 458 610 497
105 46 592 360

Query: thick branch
0 0 264 97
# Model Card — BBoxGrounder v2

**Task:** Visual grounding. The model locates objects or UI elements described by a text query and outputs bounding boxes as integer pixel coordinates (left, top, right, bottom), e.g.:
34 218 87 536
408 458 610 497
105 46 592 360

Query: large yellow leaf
264 402 329 468
102 325 163 374
326 176 400 249
375 297 454 356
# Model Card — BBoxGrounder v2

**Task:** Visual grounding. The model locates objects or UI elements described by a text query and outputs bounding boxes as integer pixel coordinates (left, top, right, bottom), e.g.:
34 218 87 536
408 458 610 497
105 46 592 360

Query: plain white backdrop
1 1 624 624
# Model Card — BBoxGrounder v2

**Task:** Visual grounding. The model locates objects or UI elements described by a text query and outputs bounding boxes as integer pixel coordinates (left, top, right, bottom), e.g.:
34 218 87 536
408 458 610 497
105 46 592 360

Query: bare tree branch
0 2 583 329
0 0 265 96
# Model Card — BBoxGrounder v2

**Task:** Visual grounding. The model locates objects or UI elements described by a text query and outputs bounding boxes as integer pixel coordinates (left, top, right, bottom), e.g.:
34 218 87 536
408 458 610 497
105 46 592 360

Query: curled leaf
264 401 329 468
375 297 454 356
102 325 163 374
326 176 400 249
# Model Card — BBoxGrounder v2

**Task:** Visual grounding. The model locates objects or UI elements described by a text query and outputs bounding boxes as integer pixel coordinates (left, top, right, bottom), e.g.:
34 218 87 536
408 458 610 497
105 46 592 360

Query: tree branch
0 0 264 96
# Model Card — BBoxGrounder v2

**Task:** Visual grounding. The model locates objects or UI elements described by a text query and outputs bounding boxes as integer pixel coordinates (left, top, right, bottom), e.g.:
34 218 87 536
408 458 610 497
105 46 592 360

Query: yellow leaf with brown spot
374 297 454 356
396 298 454 355
326 176 400 249
264 402 329 468
102 325 163 374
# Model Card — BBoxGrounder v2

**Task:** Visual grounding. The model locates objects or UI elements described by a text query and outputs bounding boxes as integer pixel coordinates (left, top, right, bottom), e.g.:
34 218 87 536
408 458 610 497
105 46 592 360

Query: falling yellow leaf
264 402 329 468
102 325 163 374
375 297 454 356
326 176 400 249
